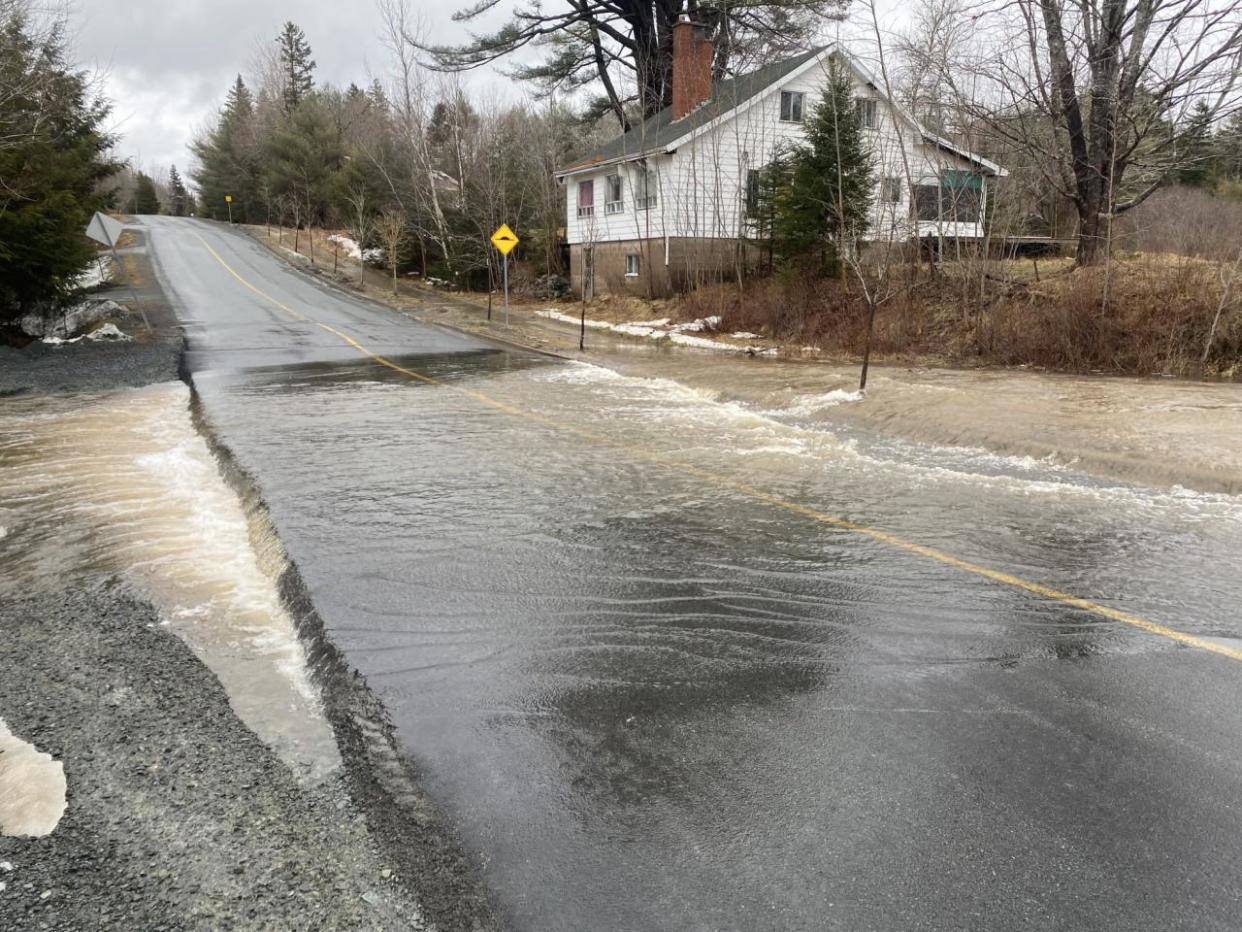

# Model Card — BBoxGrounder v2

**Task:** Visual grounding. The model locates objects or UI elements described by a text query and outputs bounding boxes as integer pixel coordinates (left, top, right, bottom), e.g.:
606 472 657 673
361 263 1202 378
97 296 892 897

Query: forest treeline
0 0 116 324
190 21 589 288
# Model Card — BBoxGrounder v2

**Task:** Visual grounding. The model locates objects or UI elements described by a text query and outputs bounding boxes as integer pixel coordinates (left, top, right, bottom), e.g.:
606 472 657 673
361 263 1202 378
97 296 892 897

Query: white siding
564 49 991 247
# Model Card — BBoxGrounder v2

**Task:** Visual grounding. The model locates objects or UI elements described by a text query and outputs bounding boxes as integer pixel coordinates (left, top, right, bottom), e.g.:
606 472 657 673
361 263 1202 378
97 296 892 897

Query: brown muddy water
0 381 338 784
190 346 1242 931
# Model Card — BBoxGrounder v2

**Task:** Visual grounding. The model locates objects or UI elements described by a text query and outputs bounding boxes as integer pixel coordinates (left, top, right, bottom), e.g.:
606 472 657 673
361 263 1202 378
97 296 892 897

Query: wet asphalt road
149 217 1242 931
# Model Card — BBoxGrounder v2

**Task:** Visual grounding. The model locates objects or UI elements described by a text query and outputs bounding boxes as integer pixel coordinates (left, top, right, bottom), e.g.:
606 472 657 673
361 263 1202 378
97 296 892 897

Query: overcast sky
72 1 907 182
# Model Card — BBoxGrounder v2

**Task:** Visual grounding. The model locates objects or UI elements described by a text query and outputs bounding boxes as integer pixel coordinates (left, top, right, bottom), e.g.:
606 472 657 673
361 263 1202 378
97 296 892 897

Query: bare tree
345 187 375 288
377 207 407 293
957 0 1242 264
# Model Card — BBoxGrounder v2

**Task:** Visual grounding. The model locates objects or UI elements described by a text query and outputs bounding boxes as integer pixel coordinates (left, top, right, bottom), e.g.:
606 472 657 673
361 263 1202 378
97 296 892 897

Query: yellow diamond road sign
490 224 519 256
224 194 232 203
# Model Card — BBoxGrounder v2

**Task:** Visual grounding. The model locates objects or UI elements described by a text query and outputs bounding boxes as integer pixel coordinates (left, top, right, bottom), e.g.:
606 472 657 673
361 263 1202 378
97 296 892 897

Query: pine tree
1213 111 1242 183
191 75 259 221
277 22 315 115
772 56 874 272
168 164 189 216
133 172 161 214
1174 101 1215 187
0 5 119 322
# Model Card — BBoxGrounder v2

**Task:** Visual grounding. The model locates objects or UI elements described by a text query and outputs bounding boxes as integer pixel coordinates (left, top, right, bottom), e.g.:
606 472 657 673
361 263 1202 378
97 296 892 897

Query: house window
577 179 594 218
880 176 903 204
634 167 657 210
625 253 640 277
913 173 984 222
745 169 762 217
940 170 983 222
779 91 804 123
914 184 941 221
856 98 878 129
605 174 623 214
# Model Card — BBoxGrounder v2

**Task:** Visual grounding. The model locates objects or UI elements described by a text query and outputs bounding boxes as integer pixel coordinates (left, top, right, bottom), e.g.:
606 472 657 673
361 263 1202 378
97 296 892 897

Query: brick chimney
671 14 713 121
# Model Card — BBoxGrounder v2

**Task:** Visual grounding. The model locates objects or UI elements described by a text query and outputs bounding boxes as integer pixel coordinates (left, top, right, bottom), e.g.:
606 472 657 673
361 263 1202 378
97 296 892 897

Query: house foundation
570 238 762 298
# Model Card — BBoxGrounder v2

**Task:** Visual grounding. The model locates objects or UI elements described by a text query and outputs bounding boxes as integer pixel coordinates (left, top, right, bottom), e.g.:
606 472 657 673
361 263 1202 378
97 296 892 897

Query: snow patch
74 255 113 291
0 718 66 838
327 234 383 263
86 323 131 342
536 310 774 356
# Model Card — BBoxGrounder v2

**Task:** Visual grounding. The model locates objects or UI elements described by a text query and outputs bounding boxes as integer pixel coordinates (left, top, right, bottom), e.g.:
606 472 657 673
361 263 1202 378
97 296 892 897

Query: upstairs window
780 91 805 123
634 167 658 210
856 98 878 129
605 174 623 214
576 179 595 218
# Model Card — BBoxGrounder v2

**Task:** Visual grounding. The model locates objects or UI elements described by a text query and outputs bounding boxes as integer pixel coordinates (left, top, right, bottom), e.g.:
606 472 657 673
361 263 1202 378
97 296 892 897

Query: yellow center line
194 231 1242 664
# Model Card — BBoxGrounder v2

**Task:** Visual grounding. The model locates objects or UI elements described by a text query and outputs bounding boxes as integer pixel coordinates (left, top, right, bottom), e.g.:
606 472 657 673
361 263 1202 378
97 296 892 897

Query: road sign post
489 224 519 326
85 212 151 333
224 194 233 224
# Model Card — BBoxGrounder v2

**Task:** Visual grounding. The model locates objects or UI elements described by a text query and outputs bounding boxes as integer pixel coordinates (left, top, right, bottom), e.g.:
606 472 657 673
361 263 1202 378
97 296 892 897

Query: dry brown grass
681 253 1242 378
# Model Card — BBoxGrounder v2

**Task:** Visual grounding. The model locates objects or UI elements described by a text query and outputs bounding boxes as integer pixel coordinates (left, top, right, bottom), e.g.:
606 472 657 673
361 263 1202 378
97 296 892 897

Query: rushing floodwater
0 382 338 784
185 346 1242 931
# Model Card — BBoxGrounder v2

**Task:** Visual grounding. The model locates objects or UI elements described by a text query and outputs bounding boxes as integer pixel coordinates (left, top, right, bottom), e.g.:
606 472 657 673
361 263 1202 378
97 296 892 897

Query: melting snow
0 718 66 838
537 310 775 356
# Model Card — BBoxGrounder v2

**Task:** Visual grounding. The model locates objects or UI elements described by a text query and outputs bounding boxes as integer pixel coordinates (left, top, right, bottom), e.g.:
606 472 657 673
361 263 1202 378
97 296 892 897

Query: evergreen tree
1174 101 1215 187
277 22 315 115
132 172 160 214
771 57 874 271
1213 111 1242 183
262 96 341 229
0 4 119 322
191 75 259 221
168 164 190 216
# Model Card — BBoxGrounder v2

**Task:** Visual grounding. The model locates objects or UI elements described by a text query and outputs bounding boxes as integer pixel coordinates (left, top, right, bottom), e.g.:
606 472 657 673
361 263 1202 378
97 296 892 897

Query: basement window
625 254 640 277
779 91 805 123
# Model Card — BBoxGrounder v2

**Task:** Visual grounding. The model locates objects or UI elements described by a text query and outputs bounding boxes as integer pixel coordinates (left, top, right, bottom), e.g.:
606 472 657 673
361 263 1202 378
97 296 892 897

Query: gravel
0 226 500 929
0 585 426 931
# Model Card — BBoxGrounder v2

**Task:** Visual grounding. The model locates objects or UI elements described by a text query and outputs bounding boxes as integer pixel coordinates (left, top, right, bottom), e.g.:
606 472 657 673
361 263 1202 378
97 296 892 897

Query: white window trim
633 168 658 211
604 174 624 214
856 97 878 130
779 90 805 124
577 179 595 218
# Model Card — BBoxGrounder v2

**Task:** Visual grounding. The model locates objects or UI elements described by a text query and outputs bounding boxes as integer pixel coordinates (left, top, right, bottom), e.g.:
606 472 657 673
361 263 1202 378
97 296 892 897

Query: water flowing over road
106 217 1242 929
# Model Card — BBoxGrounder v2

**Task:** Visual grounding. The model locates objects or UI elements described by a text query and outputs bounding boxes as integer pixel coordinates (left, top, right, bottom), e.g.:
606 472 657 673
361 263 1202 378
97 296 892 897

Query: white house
556 16 1006 297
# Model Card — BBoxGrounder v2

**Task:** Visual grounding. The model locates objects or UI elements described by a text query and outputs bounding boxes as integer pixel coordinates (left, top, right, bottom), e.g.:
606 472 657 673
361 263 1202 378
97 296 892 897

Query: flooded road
0 382 339 783
147 217 1242 931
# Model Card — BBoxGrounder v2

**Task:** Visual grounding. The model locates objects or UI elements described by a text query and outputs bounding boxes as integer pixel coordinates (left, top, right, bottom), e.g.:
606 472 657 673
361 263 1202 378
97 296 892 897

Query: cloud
70 1 472 176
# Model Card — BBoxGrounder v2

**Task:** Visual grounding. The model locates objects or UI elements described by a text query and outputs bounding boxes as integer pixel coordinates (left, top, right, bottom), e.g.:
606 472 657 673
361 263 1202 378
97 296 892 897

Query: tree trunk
1074 198 1110 266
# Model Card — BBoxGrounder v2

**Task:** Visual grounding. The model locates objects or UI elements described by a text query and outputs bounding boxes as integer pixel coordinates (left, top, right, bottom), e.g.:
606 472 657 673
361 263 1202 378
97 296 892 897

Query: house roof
557 44 1006 179
559 47 828 175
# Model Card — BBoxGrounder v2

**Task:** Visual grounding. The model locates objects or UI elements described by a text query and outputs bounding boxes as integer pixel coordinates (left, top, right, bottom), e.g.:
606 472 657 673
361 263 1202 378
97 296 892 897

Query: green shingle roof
563 47 829 172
